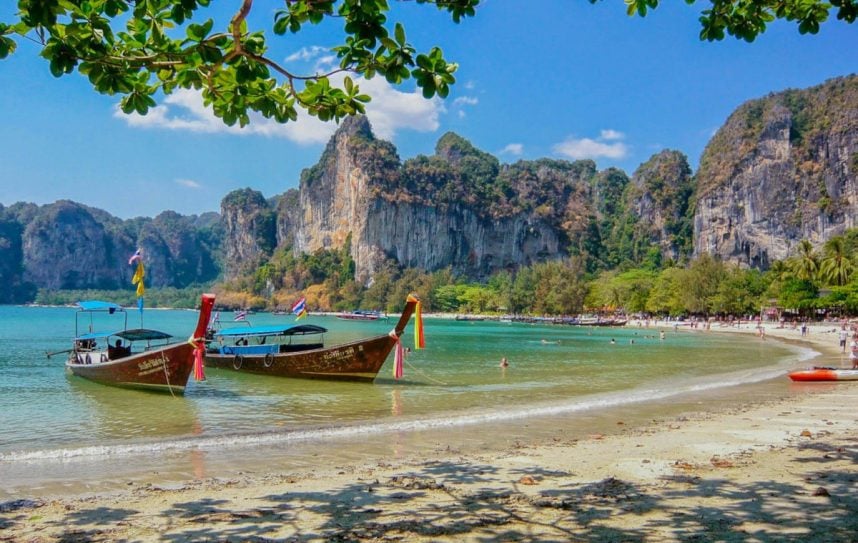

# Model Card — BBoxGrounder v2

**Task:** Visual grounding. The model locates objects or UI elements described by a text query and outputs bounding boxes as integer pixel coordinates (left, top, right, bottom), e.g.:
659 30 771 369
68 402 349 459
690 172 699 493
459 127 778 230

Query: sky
0 1 856 219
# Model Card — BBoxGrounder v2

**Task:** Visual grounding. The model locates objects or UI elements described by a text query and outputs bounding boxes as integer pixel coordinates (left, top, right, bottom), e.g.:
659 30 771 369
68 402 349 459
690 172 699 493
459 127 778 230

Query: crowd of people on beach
495 314 858 370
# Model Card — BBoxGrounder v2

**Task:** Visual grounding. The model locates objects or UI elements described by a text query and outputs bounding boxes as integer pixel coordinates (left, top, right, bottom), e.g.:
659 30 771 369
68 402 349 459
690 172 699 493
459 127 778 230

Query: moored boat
455 315 485 322
335 309 387 321
788 367 858 382
205 297 418 382
65 294 216 394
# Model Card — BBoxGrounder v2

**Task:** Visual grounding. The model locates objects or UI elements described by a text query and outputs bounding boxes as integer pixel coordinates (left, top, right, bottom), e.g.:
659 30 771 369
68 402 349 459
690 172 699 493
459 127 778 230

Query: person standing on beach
850 337 858 369
839 328 849 352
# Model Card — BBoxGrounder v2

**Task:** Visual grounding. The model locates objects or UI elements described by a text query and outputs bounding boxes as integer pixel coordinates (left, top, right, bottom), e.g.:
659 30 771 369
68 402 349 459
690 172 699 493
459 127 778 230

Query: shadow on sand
2 437 858 542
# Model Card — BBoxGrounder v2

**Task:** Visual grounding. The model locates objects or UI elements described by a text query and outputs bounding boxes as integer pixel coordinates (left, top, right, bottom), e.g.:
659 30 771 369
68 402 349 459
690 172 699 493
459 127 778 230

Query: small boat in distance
65 294 215 395
205 297 418 382
336 309 387 321
788 367 858 382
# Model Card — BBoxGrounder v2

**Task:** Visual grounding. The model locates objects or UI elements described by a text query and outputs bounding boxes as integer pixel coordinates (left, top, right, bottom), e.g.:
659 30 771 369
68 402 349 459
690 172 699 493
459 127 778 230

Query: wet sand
2 322 857 542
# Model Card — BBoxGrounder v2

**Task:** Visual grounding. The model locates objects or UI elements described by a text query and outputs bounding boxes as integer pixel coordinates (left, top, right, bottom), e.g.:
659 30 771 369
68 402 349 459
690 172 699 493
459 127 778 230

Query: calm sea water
0 305 816 497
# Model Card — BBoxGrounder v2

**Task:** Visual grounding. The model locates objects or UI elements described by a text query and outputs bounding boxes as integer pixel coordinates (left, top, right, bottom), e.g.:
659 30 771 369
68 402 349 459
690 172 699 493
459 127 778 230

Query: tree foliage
617 0 857 41
2 1 852 127
1 0 473 126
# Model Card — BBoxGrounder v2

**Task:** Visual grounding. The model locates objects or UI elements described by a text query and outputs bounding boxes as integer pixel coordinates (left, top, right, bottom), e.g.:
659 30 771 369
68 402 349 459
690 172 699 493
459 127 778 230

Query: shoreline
3 322 858 541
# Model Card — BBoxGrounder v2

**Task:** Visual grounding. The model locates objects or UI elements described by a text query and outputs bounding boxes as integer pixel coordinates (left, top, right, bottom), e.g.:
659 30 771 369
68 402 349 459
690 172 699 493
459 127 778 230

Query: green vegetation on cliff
697 75 858 200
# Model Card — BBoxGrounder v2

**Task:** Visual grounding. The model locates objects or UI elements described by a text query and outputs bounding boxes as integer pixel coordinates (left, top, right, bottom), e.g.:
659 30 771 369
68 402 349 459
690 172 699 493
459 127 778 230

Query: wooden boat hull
205 334 397 382
205 297 418 383
65 294 215 394
789 367 858 382
67 343 196 394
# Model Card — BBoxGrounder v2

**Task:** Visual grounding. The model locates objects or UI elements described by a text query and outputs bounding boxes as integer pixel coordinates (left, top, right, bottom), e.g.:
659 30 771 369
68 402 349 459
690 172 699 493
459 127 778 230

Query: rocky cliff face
138 211 221 287
294 116 378 279
0 201 221 297
0 205 34 302
626 150 694 262
5 76 854 299
221 188 276 279
694 75 858 267
291 117 587 282
359 201 562 281
21 200 128 290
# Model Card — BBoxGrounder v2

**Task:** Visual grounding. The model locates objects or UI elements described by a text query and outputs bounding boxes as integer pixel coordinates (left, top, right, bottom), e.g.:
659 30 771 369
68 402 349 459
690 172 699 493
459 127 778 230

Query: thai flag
128 249 142 265
291 297 308 320
234 310 248 322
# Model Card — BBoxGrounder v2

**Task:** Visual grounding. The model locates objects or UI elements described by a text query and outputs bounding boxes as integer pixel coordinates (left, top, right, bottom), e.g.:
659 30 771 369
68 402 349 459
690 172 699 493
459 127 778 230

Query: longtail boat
335 309 387 321
65 294 216 394
204 297 419 382
788 367 858 382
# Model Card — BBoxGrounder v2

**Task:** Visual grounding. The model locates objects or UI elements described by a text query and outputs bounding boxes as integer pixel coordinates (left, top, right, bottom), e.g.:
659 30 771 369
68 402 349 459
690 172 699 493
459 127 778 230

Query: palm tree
791 239 820 283
768 259 794 282
819 237 854 286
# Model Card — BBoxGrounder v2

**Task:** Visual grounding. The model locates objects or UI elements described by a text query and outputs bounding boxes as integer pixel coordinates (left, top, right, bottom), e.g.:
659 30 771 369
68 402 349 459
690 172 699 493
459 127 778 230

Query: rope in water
403 357 448 385
161 352 176 398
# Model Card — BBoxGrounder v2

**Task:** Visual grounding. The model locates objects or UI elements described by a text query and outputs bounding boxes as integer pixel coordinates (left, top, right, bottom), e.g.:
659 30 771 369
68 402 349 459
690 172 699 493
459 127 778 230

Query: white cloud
553 129 629 160
600 129 624 141
115 75 444 144
333 74 442 140
176 178 201 189
453 96 478 107
499 143 523 156
285 46 329 63
116 89 336 144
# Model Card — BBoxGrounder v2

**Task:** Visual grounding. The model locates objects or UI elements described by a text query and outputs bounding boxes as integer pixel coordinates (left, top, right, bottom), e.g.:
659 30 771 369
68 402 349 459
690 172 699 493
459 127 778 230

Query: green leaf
0 36 16 59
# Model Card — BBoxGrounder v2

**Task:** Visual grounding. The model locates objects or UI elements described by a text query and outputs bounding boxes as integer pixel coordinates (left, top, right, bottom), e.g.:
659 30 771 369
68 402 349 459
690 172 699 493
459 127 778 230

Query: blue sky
1 1 855 219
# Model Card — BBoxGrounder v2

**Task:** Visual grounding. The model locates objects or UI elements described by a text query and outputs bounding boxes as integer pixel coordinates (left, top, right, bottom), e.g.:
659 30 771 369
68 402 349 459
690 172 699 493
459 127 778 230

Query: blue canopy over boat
117 328 173 341
75 329 172 342
76 300 125 312
215 324 327 338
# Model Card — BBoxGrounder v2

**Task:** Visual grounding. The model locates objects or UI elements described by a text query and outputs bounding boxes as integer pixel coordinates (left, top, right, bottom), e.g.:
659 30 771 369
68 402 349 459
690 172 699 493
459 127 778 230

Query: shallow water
0 306 817 498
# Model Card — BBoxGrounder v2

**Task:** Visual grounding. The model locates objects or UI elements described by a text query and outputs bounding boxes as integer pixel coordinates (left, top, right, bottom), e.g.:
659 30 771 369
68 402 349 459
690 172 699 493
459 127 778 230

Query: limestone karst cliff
612 151 694 265
291 117 607 282
693 75 858 267
221 188 276 279
1 75 855 301
0 201 221 301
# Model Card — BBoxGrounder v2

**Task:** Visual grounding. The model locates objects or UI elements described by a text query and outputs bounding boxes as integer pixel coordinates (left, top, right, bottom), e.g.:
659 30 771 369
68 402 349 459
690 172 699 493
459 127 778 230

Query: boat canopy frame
75 300 128 340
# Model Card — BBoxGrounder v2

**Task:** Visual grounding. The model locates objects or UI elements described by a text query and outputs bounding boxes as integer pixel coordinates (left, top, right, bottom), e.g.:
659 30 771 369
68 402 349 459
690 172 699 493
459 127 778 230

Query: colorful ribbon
407 294 425 350
188 336 205 381
389 330 404 380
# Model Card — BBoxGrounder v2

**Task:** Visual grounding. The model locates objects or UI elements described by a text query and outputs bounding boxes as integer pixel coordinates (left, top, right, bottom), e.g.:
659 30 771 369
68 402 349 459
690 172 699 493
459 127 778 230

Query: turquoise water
0 305 815 497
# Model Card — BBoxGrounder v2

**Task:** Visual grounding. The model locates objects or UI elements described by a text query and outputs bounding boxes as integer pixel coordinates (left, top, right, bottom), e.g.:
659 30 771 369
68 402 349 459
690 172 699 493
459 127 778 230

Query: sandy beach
2 322 858 542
